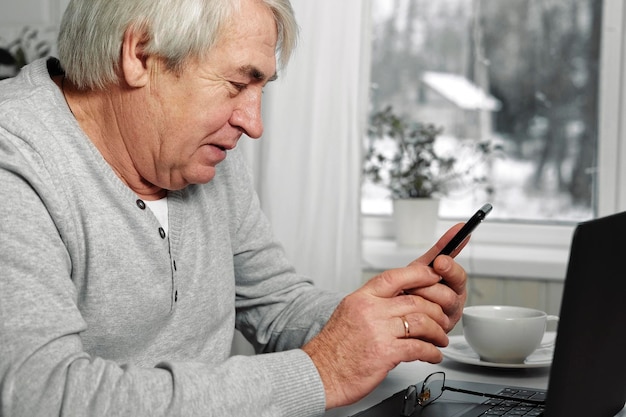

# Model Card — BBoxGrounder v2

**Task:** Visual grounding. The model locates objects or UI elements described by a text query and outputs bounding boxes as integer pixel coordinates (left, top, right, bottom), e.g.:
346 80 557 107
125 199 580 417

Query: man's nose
231 90 264 139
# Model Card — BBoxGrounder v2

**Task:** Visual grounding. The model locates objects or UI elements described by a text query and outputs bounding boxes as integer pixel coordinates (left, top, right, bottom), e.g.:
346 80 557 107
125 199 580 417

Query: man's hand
302 224 468 409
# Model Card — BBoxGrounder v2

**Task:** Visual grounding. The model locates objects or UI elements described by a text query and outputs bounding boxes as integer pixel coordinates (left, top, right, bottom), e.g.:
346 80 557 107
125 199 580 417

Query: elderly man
0 0 467 415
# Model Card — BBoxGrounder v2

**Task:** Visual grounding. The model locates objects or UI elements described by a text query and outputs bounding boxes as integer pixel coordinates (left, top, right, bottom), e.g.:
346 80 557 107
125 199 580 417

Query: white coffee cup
462 305 559 364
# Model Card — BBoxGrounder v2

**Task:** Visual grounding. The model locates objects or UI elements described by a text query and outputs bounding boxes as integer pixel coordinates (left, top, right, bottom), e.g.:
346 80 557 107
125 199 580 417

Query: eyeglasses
401 371 546 416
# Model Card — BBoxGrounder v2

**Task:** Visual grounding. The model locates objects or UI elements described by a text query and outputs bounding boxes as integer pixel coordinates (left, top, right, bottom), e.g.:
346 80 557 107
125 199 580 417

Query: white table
324 356 625 416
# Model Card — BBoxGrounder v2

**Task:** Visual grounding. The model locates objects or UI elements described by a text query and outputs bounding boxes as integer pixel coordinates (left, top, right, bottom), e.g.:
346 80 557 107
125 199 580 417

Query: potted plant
363 105 498 246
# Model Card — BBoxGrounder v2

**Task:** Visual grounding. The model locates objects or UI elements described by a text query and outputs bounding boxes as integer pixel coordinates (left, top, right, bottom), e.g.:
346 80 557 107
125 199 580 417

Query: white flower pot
392 198 440 247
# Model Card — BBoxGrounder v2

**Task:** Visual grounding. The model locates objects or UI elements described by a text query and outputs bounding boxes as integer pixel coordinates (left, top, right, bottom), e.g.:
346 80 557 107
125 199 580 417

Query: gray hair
57 0 298 90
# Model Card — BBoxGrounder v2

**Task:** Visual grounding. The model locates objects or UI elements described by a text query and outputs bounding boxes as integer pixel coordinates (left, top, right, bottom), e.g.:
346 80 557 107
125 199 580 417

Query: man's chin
188 167 218 186
165 164 219 190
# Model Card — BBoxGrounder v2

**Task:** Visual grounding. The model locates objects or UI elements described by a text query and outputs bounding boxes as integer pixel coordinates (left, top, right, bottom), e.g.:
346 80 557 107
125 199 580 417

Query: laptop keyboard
479 387 546 416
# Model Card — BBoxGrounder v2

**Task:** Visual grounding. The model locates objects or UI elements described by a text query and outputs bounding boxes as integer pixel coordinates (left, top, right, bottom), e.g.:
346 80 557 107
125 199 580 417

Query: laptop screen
545 212 626 416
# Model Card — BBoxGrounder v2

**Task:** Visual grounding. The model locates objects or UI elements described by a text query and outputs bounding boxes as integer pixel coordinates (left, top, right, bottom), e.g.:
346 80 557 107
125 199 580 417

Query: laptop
350 211 626 417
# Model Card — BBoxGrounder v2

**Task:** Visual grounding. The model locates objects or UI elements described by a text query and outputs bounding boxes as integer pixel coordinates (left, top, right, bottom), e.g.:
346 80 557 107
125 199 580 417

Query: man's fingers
365 223 470 299
411 223 466 267
393 312 449 347
364 265 441 298
377 292 450 332
395 339 445 364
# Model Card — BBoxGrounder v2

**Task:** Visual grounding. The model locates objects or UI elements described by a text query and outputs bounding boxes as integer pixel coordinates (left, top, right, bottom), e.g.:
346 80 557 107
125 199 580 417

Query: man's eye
230 82 247 92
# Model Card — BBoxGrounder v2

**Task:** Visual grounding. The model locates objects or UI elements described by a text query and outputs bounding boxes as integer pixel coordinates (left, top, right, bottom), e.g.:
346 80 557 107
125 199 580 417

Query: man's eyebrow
239 65 278 83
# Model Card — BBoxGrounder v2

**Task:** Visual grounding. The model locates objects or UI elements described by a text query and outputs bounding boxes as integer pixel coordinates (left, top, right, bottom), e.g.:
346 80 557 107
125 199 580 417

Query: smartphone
428 203 493 267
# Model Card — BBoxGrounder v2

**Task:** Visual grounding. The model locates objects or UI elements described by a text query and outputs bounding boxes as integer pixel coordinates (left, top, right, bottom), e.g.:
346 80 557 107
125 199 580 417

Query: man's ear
121 26 151 88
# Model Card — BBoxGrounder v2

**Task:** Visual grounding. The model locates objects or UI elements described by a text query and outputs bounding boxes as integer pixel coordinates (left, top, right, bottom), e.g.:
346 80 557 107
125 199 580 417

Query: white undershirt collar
144 197 169 235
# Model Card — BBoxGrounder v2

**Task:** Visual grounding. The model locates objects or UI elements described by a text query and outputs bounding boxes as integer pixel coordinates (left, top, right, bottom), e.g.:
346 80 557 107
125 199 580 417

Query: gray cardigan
0 58 342 417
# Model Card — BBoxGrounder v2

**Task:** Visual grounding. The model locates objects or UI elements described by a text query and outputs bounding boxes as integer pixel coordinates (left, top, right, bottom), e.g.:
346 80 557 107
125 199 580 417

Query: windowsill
362 217 577 281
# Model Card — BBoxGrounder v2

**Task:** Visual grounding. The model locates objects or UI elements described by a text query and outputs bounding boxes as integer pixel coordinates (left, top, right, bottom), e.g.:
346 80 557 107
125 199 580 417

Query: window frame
362 0 626 280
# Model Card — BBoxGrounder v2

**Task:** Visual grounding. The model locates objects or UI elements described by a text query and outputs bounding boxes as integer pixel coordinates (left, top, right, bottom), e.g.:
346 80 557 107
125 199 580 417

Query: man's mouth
203 142 235 164
212 141 236 152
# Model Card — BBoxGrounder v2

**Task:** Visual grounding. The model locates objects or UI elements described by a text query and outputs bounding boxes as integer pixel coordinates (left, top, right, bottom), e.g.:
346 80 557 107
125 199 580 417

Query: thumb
363 266 441 298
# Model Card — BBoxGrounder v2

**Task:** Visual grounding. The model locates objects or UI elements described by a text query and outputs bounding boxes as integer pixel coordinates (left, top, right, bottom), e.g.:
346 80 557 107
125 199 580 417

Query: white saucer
441 332 555 369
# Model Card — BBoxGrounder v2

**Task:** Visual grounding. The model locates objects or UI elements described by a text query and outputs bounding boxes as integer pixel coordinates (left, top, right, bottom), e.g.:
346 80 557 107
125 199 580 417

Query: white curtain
240 0 370 294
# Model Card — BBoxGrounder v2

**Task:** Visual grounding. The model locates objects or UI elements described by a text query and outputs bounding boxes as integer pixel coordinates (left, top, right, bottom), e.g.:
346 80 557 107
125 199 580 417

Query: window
363 0 601 223
362 0 626 280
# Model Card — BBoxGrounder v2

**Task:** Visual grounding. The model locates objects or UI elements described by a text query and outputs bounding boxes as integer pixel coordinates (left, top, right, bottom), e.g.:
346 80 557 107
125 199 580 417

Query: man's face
129 1 278 190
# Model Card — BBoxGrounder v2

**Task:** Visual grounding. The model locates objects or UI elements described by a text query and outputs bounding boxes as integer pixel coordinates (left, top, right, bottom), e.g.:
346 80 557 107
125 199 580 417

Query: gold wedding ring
401 316 410 338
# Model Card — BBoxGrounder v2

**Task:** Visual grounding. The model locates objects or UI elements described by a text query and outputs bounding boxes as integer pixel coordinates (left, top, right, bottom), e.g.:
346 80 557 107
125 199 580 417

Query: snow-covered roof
422 71 501 111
